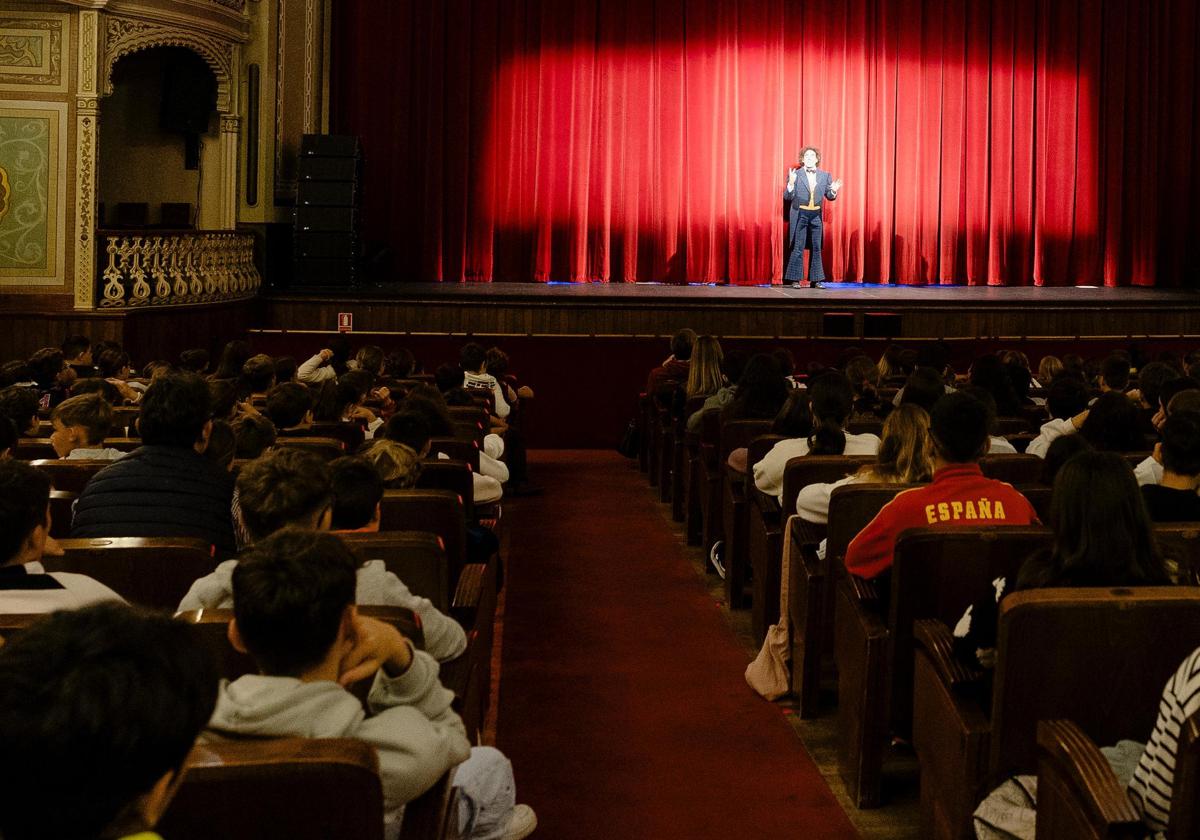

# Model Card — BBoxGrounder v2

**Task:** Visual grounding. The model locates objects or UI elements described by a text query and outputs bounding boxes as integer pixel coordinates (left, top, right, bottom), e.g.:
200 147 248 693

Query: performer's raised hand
787 167 798 188
830 178 843 193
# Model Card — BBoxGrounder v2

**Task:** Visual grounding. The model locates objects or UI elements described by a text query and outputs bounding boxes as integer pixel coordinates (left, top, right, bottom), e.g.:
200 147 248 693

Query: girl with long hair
752 371 881 500
685 335 725 400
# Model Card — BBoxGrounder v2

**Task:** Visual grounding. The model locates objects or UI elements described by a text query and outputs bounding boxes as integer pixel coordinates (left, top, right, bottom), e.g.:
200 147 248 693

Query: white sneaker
710 541 726 580
503 804 538 840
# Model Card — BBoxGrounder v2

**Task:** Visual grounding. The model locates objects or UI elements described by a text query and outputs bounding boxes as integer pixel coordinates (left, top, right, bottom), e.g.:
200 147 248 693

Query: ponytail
808 416 847 455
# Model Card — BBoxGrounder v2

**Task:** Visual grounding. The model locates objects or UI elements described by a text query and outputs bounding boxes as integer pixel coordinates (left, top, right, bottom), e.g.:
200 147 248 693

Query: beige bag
745 514 801 700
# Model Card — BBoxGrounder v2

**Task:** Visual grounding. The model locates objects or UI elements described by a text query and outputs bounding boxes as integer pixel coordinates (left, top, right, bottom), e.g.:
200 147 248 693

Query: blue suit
783 168 837 282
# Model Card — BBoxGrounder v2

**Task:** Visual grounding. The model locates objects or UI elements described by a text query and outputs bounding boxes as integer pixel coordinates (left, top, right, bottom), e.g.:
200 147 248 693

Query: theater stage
262 281 1200 340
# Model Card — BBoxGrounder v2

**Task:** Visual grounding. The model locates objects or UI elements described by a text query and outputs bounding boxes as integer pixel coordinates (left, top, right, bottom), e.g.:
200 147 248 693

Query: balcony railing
96 229 261 308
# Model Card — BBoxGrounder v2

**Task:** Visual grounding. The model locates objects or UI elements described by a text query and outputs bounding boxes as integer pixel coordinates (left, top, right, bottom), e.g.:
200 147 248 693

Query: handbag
745 513 801 700
616 418 640 459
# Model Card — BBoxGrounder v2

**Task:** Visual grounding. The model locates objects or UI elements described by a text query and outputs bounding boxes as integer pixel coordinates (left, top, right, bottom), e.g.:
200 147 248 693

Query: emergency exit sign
337 312 353 332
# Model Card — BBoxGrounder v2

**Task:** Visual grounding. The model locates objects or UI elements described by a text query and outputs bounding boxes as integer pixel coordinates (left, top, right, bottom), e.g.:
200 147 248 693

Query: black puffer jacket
71 445 236 552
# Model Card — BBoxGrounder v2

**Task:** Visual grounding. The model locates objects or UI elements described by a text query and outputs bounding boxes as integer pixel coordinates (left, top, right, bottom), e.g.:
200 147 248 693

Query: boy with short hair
265 381 314 432
461 342 510 419
179 448 466 662
210 530 535 840
0 460 123 612
0 602 219 840
49 392 125 460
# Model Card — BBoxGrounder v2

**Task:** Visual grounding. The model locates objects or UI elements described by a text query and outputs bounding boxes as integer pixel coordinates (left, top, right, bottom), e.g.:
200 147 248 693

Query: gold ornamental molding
97 229 260 307
101 14 235 112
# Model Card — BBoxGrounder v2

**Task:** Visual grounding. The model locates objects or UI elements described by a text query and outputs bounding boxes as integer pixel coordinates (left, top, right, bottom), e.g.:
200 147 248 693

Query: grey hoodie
204 650 470 839
178 559 468 662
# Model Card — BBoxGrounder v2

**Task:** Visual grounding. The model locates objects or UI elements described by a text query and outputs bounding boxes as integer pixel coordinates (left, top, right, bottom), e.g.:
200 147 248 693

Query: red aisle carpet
495 451 858 839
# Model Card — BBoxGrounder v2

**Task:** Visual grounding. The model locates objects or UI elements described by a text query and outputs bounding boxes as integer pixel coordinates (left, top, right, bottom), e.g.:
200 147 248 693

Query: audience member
685 335 725 400
896 366 951 413
1038 433 1092 487
212 339 253 380
1128 644 1200 834
71 373 236 551
355 345 386 379
968 355 1022 417
265 381 314 431
958 385 1018 455
719 353 789 424
1098 352 1132 394
60 333 93 367
141 360 173 381
232 412 277 459
69 376 123 403
274 354 298 384
0 384 39 436
297 346 339 385
796 403 933 521
461 342 510 419
0 603 218 840
178 347 210 374
204 419 237 472
240 353 277 399
207 529 534 840
49 392 123 460
1141 411 1200 521
180 450 466 662
385 348 417 379
362 438 425 491
26 347 74 408
0 460 122 611
1025 375 1091 458
646 329 696 396
845 354 888 421
1035 355 1062 389
953 450 1168 669
0 416 16 459
686 348 747 432
753 372 880 501
1079 391 1149 452
843 392 1039 595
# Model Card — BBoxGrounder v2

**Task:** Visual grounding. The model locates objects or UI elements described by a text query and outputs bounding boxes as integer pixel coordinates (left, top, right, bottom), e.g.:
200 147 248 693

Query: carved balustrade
96 229 260 307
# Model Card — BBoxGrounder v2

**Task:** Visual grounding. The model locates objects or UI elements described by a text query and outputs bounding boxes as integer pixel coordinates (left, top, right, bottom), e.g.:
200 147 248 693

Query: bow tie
805 168 816 173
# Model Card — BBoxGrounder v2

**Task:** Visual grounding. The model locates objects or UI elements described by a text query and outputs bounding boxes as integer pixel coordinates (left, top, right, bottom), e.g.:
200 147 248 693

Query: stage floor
264 281 1200 339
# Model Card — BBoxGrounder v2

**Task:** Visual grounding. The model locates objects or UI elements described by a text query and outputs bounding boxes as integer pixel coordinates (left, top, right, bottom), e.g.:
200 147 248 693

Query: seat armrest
914 619 985 689
846 573 879 605
1036 720 1143 837
452 563 486 612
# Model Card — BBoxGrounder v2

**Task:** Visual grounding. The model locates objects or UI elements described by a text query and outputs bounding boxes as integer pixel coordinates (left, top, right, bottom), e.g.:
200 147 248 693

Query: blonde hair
361 438 422 489
857 403 933 484
685 335 725 399
1038 355 1063 384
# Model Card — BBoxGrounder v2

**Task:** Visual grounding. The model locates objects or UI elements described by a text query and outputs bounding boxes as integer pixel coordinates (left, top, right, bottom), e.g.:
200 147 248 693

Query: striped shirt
1129 645 1200 832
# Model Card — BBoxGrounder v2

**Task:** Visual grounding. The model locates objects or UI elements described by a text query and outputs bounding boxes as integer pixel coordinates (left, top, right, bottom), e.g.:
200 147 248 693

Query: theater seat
912 586 1200 839
1035 712 1200 839
42 537 218 610
30 459 111 493
158 738 460 840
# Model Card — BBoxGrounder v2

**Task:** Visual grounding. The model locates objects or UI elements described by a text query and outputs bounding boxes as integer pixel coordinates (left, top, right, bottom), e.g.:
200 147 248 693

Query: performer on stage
783 146 842 288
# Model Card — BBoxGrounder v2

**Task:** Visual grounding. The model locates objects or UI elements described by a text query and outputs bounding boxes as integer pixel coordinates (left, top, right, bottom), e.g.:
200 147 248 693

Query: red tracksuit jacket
843 462 1040 579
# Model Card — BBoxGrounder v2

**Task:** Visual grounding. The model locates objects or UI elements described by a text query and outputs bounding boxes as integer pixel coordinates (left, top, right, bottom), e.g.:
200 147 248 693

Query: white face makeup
801 150 819 169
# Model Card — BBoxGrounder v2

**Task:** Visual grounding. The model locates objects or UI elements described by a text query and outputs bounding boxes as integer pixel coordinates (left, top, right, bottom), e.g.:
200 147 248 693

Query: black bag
616 419 640 458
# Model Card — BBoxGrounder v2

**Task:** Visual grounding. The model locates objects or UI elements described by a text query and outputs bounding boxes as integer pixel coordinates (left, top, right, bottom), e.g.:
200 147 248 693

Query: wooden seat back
274 436 345 461
781 455 874 516
888 526 1054 727
995 416 1034 436
827 483 916 568
30 458 111 493
340 531 452 612
1015 484 1051 522
979 453 1043 485
718 419 772 463
379 490 467 585
417 459 475 521
157 739 388 840
15 437 141 460
48 490 75 537
307 421 366 452
991 587 1200 780
429 438 480 471
42 537 218 610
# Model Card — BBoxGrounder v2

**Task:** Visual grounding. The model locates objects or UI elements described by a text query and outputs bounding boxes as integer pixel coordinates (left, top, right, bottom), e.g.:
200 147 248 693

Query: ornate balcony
96 229 260 307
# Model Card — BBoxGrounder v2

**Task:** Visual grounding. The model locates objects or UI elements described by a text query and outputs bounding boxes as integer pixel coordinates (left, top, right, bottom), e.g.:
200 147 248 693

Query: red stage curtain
331 0 1200 286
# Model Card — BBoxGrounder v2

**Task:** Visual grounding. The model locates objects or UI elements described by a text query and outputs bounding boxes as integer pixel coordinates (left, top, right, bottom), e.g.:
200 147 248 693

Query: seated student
232 412 277 460
240 353 277 401
845 354 890 422
26 347 75 409
178 347 210 375
1038 433 1092 487
460 343 510 420
296 345 340 385
61 332 93 368
1025 374 1091 458
386 406 512 489
645 329 695 399
796 403 933 521
71 373 237 552
399 394 507 503
952 450 1169 669
753 372 881 501
0 384 40 437
327 455 467 660
1141 411 1200 521
69 375 124 404
1098 352 1132 394
48 392 125 460
958 385 1019 455
274 355 298 384
209 530 536 840
1035 355 1063 389
1128 644 1200 834
1027 390 1148 460
204 420 237 473
96 347 144 403
0 460 123 612
265 381 314 432
142 360 174 381
179 449 465 662
315 371 384 438
1135 384 1200 486
843 392 1039 591
0 602 219 840
891 365 954 411
967 354 1023 418
485 346 534 404
686 349 747 432
362 438 425 491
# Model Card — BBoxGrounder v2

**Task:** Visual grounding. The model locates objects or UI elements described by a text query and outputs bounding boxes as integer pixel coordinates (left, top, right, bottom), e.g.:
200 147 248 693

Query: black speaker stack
293 134 363 286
